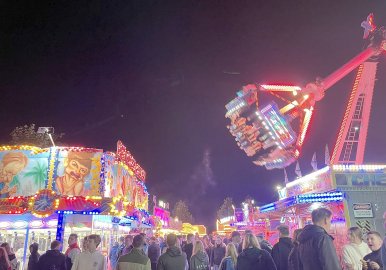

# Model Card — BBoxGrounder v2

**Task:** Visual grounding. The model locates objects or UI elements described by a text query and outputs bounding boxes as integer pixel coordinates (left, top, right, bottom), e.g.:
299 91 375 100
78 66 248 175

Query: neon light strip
0 145 47 154
333 164 386 172
296 106 314 148
332 64 363 162
260 85 302 91
285 166 330 188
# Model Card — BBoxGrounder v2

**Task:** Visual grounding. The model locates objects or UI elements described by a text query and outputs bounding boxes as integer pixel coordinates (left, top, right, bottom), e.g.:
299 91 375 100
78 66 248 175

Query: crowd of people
0 207 385 270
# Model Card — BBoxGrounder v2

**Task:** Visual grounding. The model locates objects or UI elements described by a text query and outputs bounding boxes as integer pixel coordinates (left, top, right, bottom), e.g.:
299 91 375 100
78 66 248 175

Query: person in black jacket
271 225 294 270
288 229 303 270
231 231 242 254
183 234 194 268
362 231 383 270
27 243 40 270
211 236 226 270
236 233 277 270
157 233 188 270
298 208 341 270
148 237 161 270
38 240 66 270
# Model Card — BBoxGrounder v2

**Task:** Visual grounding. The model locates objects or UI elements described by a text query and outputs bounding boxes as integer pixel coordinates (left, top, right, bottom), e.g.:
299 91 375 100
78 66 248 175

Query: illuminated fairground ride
225 14 386 170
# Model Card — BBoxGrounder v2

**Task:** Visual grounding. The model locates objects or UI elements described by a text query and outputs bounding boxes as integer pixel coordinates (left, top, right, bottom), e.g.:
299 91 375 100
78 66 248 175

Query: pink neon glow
297 107 314 148
260 85 301 91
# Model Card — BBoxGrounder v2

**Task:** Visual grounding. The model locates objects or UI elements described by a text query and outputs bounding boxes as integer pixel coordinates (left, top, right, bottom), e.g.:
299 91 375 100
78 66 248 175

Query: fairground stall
0 141 150 270
259 164 386 259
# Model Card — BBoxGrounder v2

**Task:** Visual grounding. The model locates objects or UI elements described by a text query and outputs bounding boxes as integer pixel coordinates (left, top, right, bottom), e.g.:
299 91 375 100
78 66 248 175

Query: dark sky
1 1 386 230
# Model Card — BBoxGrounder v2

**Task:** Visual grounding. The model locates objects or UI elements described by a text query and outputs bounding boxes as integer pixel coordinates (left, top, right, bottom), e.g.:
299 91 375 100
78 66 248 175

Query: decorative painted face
0 152 28 183
65 159 89 182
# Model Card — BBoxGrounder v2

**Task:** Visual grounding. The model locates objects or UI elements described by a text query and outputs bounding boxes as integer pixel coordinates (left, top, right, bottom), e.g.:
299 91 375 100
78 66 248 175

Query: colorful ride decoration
0 141 149 219
225 14 386 170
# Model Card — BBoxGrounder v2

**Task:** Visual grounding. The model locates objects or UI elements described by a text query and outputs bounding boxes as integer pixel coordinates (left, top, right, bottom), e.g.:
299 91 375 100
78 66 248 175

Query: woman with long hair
0 243 17 270
236 233 276 270
27 243 40 270
190 240 210 270
288 228 303 270
219 243 238 270
342 227 371 270
0 247 11 270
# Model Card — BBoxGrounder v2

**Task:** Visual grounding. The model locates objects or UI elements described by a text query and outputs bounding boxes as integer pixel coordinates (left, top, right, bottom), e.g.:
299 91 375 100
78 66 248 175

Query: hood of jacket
166 246 183 257
278 237 293 247
298 224 332 243
193 251 207 262
45 250 64 258
239 247 263 262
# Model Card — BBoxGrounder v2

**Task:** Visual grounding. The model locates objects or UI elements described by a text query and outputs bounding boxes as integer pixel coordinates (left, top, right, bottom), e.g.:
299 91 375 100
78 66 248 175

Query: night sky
1 1 386 231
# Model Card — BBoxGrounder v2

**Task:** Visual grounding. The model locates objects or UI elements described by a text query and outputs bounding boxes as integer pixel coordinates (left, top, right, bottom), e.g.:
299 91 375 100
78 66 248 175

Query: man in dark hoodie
298 208 341 270
211 236 226 270
148 237 161 270
157 233 188 270
271 225 294 270
37 240 66 270
183 233 194 268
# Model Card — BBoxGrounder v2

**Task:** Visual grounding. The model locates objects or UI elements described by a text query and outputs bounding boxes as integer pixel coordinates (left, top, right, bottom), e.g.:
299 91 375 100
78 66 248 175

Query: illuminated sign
284 166 332 198
116 141 146 181
154 206 170 228
334 172 386 187
219 216 234 224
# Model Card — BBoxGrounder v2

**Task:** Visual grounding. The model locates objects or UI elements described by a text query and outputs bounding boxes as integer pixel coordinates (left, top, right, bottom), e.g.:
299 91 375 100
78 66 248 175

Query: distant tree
217 197 234 219
10 124 64 148
172 200 193 223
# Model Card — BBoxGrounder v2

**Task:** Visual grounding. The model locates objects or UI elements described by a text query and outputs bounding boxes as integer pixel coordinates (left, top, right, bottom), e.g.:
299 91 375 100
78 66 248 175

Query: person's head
119 236 125 244
150 236 157 244
0 243 11 255
242 233 260 250
187 234 194 243
277 225 290 238
0 247 10 268
87 234 101 251
68 233 78 246
166 233 178 247
366 231 383 251
225 243 238 265
231 231 241 245
82 236 89 251
311 208 332 231
256 233 264 242
193 240 204 255
215 236 223 245
124 235 133 246
29 243 39 254
51 240 61 250
347 227 363 244
133 234 145 249
292 229 303 243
